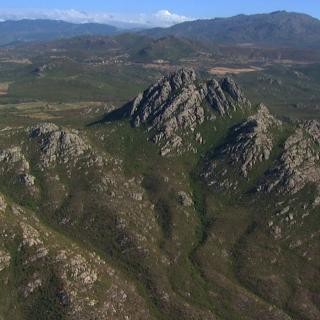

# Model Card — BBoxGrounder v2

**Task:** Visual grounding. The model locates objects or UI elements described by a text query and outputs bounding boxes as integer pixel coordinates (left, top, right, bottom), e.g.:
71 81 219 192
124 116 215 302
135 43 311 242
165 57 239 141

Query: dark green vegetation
1 32 320 121
235 63 320 120
0 24 319 320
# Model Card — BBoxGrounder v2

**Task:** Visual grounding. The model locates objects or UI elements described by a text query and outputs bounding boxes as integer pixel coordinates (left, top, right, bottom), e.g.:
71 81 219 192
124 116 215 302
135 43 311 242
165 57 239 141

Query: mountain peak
128 69 250 155
203 103 281 189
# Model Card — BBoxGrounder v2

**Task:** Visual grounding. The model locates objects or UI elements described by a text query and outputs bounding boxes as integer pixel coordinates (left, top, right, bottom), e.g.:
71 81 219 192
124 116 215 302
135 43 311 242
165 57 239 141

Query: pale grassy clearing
0 82 10 96
142 63 175 71
0 58 32 64
209 66 263 75
23 113 62 120
0 101 106 112
0 101 108 121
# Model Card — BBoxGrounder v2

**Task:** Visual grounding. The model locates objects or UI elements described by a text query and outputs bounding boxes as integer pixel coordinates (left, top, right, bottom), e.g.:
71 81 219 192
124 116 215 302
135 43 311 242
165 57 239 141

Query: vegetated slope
143 11 320 48
20 33 211 63
233 63 320 119
0 69 319 320
0 19 119 46
128 35 210 63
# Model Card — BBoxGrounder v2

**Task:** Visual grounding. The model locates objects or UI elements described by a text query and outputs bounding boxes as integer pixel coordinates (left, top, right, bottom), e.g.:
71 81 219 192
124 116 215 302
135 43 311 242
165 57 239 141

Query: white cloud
0 9 193 28
153 10 190 26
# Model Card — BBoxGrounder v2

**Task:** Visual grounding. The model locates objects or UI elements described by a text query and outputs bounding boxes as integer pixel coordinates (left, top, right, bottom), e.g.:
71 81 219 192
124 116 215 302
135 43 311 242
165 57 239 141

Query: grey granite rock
0 250 10 272
203 104 280 189
223 104 281 177
30 123 90 167
129 69 250 155
177 191 193 207
258 120 320 200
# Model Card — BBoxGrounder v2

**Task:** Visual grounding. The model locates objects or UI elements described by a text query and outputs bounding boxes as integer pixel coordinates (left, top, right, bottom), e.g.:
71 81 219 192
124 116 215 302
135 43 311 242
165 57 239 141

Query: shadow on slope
88 102 132 126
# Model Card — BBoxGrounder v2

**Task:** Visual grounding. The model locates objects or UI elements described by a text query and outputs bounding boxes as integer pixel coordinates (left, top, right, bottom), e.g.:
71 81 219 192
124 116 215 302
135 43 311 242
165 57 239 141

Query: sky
0 0 319 27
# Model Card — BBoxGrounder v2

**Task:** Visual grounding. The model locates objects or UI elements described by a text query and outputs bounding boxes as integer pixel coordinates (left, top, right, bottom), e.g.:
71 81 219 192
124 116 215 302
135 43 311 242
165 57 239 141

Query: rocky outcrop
203 104 280 189
258 120 320 199
130 69 197 127
30 123 91 167
0 194 7 213
206 77 249 117
223 104 281 177
30 122 59 137
203 109 320 203
0 146 30 173
0 146 36 190
33 63 56 77
178 191 193 207
58 252 98 287
128 69 250 155
19 173 36 187
0 249 10 272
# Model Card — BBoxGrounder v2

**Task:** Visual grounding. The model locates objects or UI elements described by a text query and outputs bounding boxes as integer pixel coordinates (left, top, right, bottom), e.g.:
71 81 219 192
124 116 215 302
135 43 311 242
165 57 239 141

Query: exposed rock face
178 191 193 207
203 108 320 203
130 69 197 127
223 104 281 177
30 122 59 137
0 146 36 190
203 104 280 189
23 274 42 298
30 123 91 167
19 173 36 187
258 120 320 198
59 253 98 287
0 250 11 272
129 69 250 155
0 194 7 213
0 146 30 173
206 77 249 117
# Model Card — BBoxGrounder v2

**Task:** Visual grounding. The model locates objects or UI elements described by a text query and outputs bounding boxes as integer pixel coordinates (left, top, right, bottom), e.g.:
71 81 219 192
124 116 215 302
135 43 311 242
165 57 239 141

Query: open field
0 58 32 64
209 66 263 75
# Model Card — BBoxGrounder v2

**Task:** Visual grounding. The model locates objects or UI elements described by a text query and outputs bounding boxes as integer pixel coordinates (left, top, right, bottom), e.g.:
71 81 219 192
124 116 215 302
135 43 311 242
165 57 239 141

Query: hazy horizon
0 0 319 27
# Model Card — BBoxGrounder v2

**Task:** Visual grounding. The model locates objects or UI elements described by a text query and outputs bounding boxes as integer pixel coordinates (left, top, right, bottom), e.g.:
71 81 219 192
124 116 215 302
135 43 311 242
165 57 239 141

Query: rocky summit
200 102 320 209
258 120 320 199
203 103 281 189
30 123 91 168
129 69 251 155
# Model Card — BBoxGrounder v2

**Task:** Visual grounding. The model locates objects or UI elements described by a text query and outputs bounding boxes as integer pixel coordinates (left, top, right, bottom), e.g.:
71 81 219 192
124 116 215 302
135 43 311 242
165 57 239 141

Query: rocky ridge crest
258 120 320 199
129 69 250 155
0 146 36 190
223 104 281 177
202 106 320 206
203 104 281 189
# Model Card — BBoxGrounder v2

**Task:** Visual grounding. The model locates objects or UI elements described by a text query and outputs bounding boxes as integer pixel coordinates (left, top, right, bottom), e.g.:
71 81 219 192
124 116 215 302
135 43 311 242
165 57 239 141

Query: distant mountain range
0 19 119 46
142 11 320 48
1 11 320 48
